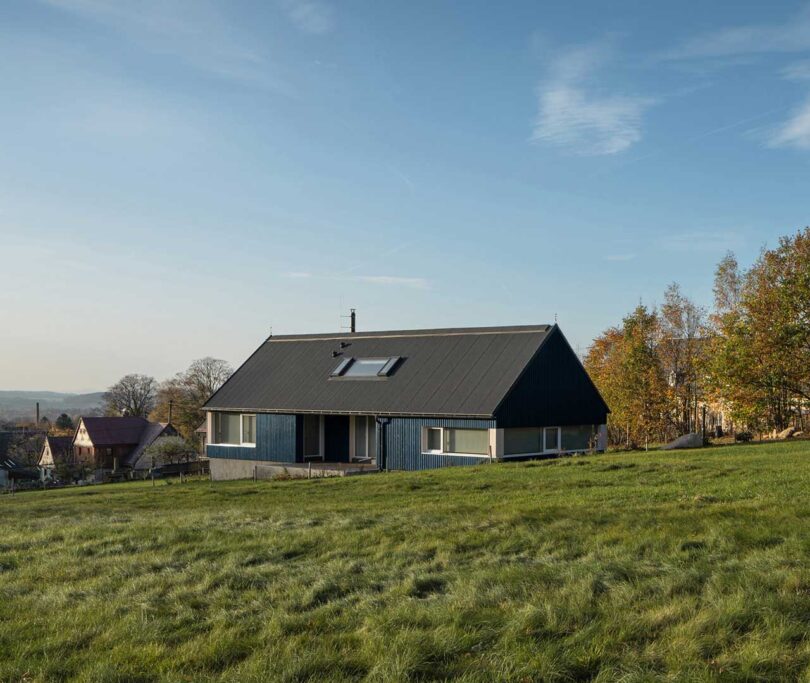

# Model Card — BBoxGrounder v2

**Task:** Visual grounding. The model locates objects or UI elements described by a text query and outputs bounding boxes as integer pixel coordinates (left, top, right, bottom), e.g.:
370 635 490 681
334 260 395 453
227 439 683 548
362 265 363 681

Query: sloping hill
1 440 809 681
0 391 103 421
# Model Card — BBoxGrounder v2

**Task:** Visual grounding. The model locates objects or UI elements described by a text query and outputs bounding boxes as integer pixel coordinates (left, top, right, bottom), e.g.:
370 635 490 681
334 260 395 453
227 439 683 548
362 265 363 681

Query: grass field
2 441 810 682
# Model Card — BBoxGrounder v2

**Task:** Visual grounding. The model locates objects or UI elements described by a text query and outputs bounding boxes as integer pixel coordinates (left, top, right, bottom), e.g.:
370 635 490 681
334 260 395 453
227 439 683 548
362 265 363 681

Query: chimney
350 308 356 333
36 402 40 425
168 399 173 424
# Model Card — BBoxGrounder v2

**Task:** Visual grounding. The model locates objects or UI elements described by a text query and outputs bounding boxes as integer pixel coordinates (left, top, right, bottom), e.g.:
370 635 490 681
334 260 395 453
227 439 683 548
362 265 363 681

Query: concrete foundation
209 457 378 481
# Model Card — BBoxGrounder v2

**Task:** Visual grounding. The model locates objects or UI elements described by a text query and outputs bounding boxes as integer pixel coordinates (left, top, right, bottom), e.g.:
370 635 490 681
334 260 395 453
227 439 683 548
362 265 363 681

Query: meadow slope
2 441 810 682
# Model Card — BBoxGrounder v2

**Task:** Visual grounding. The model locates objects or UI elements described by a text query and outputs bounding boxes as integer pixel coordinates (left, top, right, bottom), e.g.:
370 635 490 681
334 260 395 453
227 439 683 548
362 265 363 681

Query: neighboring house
73 417 178 478
203 324 610 480
195 420 208 455
1 456 39 488
38 435 74 479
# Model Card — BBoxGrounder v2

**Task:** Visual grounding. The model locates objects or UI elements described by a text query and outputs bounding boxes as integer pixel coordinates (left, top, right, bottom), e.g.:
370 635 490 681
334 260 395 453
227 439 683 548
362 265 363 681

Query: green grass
2 441 810 682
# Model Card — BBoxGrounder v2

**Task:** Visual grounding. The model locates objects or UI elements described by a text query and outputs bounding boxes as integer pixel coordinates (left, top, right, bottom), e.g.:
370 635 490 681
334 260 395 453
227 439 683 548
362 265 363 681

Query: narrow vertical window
241 414 256 444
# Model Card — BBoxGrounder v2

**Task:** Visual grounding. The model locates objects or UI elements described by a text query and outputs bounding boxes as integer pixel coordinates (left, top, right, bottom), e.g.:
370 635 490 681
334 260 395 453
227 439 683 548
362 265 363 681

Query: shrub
735 432 753 443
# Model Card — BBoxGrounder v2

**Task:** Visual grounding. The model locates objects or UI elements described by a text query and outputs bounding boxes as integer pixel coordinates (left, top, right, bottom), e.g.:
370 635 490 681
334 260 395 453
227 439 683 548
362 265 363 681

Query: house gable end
494 326 609 428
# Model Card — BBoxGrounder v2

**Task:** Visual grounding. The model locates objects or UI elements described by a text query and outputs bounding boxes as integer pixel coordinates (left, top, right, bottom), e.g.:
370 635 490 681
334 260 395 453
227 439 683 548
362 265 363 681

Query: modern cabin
203 324 609 480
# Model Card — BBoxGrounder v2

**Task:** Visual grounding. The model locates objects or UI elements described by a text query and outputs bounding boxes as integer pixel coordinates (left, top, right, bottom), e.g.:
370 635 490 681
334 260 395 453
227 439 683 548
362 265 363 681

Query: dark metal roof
205 325 553 417
80 416 150 446
45 436 73 454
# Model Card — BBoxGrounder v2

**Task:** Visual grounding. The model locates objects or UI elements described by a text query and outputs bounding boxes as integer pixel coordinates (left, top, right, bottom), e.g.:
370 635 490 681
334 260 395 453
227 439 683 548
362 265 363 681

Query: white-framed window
212 412 257 447
422 427 489 456
425 427 443 453
544 427 560 452
503 426 594 456
241 414 256 445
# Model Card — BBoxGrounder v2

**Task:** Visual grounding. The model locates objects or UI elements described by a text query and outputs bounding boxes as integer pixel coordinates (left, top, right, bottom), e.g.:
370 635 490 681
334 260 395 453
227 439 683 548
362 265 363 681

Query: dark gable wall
494 328 609 428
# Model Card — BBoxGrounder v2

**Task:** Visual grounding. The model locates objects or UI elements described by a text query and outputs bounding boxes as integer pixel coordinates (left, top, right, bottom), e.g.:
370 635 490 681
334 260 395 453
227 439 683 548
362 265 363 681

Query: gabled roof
126 422 175 468
205 325 554 418
45 435 73 453
79 416 149 446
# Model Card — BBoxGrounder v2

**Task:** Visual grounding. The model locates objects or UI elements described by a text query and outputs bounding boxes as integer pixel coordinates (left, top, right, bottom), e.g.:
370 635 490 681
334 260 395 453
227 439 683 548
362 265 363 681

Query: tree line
102 356 233 440
585 227 810 447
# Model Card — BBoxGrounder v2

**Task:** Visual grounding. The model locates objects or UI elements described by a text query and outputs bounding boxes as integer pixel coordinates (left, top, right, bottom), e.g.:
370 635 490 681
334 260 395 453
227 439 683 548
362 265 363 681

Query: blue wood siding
383 417 495 471
207 413 297 463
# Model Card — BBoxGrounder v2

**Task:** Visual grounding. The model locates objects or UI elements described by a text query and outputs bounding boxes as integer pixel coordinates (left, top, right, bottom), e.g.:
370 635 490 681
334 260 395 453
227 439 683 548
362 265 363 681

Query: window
213 412 256 446
242 415 256 444
561 426 594 452
426 427 442 452
352 416 377 462
214 413 241 444
445 428 489 455
423 427 489 456
544 427 560 452
504 426 593 456
331 357 401 378
504 428 544 455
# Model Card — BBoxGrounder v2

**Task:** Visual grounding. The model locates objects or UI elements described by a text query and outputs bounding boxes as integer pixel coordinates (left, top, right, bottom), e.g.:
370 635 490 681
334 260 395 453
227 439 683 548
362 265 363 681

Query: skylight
331 357 401 378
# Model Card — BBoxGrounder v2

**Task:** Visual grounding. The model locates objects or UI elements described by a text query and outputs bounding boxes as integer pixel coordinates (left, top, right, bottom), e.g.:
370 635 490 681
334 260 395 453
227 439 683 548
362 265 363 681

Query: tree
707 230 810 433
586 305 671 447
713 251 742 317
143 436 197 469
103 374 157 418
55 413 75 431
659 283 709 434
152 358 233 439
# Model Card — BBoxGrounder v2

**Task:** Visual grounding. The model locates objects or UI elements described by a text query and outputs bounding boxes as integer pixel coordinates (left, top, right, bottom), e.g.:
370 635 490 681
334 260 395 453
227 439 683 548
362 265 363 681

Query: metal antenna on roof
554 312 558 324
340 308 356 333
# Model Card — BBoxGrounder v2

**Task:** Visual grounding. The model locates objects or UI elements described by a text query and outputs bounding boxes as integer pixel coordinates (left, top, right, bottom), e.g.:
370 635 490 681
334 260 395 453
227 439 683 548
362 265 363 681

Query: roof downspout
375 416 390 471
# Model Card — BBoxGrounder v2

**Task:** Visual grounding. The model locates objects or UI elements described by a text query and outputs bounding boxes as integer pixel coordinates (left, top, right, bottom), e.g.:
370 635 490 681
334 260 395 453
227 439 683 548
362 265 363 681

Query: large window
504 428 544 455
213 412 256 446
504 425 595 455
561 426 594 451
423 427 489 456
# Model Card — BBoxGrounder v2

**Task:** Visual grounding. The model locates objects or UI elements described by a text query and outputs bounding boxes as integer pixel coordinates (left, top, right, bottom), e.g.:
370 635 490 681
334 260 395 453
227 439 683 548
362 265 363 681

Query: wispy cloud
38 0 282 87
769 97 810 149
279 0 334 35
354 275 428 289
664 5 810 60
531 41 656 156
782 60 810 81
283 272 429 290
659 231 744 253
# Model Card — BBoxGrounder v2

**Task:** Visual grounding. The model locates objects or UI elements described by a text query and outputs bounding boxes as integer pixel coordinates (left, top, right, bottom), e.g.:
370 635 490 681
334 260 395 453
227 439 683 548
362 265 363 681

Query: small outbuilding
203 324 609 480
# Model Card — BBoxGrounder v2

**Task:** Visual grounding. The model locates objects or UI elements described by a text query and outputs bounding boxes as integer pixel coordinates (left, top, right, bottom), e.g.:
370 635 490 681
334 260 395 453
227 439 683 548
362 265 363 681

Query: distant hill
0 391 104 421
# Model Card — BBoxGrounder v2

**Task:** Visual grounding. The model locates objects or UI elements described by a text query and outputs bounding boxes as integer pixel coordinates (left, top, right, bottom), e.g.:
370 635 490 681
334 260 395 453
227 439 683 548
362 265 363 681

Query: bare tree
104 374 157 417
152 358 233 438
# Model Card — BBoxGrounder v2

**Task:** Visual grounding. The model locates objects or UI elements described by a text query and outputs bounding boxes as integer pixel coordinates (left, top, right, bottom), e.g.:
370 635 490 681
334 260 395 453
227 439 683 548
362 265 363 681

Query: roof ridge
265 324 551 343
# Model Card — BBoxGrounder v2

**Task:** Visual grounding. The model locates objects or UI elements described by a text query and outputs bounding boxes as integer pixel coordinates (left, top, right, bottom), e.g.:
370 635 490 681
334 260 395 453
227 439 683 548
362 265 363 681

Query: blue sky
1 0 809 391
